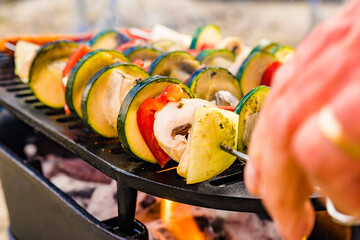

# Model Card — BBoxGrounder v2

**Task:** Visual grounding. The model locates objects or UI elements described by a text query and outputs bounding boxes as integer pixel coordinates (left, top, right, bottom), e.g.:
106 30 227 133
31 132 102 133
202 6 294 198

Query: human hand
244 0 360 239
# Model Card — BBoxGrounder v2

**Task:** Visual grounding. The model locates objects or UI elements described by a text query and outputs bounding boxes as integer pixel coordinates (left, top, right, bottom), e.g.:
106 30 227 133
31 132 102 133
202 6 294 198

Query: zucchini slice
184 107 238 184
189 24 222 50
151 40 180 52
196 49 235 68
81 62 149 138
65 49 130 119
271 45 294 63
236 51 276 95
250 39 279 55
234 85 270 153
117 76 194 164
148 51 200 82
29 40 78 109
186 66 242 104
90 29 131 50
123 46 161 67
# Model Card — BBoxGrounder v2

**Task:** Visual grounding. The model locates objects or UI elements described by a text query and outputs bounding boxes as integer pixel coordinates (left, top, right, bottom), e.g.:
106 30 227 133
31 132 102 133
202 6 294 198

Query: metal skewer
5 42 16 52
220 143 249 164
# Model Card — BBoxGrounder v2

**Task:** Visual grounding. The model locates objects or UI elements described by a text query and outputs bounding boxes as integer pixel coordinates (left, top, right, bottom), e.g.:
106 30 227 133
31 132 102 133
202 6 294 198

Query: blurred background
0 0 345 239
0 0 344 46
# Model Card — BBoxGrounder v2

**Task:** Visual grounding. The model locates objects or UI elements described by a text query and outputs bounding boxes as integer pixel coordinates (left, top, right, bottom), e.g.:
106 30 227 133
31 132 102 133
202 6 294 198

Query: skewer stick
5 42 15 52
220 143 248 164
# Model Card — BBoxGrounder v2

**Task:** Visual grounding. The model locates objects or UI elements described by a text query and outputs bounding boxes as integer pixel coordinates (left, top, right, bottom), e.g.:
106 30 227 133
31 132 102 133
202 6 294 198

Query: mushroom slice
153 98 215 162
213 90 240 107
216 37 244 55
102 69 138 129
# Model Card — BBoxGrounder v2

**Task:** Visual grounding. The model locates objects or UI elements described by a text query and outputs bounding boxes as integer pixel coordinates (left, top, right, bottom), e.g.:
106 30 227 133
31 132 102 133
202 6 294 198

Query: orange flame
160 199 206 240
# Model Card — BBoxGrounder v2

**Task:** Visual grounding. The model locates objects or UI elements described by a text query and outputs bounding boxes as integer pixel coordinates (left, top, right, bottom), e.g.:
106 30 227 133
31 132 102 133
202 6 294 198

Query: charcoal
57 157 112 183
87 181 118 221
140 194 157 209
224 212 281 240
66 188 95 199
136 192 161 223
147 219 177 240
50 173 105 209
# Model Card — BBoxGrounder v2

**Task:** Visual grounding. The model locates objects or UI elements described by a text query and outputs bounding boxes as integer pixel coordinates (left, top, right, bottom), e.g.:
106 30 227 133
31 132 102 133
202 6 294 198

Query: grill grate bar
33 104 51 110
44 109 66 116
0 81 23 87
15 92 34 98
24 98 40 104
6 86 31 92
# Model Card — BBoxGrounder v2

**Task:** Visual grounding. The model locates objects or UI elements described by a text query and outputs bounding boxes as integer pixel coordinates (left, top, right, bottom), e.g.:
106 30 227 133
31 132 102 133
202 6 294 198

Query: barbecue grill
1 52 357 240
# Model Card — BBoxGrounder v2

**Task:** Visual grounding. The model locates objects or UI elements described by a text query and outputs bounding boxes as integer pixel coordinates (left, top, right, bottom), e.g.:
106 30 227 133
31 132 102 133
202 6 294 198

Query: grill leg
116 178 138 235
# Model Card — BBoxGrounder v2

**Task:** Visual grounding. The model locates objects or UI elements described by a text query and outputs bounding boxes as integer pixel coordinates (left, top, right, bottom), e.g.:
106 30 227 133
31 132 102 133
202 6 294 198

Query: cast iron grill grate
0 53 324 216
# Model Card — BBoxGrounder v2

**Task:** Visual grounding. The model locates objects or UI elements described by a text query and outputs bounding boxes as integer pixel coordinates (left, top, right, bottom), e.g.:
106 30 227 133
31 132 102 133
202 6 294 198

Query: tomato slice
137 84 184 167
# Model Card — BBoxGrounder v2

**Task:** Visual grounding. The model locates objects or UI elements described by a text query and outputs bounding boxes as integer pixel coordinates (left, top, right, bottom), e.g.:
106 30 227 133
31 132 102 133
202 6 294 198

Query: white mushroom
228 46 251 76
153 98 215 162
216 36 244 55
151 24 192 50
102 69 139 130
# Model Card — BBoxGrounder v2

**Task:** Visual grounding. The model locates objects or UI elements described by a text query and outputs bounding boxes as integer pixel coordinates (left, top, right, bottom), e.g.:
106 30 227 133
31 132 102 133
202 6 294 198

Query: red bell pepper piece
217 106 236 112
200 43 215 51
62 44 92 77
0 32 93 55
137 84 184 167
120 28 151 41
61 44 92 114
132 59 144 69
115 39 144 52
186 49 200 57
261 61 282 87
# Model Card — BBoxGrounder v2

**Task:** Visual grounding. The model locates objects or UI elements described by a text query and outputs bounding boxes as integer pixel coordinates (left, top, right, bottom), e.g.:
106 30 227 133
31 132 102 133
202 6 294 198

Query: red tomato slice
136 84 184 167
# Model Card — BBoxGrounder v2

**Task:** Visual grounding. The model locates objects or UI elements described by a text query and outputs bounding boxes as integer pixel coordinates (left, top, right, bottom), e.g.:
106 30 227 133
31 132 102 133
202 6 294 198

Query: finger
292 89 360 217
260 145 315 240
247 96 315 239
331 79 360 147
244 159 261 196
